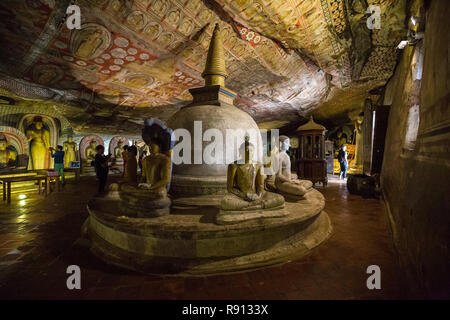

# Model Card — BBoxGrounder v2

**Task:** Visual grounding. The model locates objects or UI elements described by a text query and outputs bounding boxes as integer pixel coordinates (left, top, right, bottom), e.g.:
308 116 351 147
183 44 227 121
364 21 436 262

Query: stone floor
0 174 403 300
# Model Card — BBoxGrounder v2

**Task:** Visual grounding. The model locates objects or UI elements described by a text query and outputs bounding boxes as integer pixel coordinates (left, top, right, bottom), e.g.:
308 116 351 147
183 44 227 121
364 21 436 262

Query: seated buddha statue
275 135 313 201
218 139 285 224
0 134 17 171
114 140 125 165
85 140 97 161
118 119 174 218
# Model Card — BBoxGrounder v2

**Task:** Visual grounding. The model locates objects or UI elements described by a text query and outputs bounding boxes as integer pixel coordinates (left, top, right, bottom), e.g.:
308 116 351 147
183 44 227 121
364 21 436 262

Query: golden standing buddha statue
63 136 78 167
25 116 50 170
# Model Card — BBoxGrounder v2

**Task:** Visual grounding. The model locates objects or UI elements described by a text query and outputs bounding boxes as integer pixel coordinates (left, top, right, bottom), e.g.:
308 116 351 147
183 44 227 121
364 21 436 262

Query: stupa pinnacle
202 23 228 87
188 23 236 106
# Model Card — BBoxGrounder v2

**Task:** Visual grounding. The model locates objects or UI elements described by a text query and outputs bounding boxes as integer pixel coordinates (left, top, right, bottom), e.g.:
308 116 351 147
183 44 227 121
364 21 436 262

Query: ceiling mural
0 0 408 134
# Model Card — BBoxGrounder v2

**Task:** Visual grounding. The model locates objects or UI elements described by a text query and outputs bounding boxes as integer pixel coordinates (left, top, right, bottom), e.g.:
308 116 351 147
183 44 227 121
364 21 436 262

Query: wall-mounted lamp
397 17 424 50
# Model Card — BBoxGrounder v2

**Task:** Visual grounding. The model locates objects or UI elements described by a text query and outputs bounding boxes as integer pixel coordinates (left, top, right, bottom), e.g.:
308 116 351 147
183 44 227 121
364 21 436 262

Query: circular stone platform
84 189 332 275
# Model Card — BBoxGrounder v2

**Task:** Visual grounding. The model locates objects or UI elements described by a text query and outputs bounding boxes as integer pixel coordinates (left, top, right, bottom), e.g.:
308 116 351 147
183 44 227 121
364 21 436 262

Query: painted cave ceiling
0 0 408 135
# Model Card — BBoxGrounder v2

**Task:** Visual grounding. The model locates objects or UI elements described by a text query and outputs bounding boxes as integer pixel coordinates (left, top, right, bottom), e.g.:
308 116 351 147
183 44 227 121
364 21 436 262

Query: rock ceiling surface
0 0 408 135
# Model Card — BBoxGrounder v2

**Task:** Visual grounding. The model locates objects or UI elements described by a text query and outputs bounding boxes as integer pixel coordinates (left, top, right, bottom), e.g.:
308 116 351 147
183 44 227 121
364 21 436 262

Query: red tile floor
0 175 403 299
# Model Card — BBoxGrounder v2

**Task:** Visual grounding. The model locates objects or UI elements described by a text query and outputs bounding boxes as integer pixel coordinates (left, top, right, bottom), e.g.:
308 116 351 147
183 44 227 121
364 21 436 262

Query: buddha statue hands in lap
275 135 313 200
220 139 284 213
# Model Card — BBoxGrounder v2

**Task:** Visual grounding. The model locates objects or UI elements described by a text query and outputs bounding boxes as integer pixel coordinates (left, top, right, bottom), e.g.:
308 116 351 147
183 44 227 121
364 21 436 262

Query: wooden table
1 175 47 204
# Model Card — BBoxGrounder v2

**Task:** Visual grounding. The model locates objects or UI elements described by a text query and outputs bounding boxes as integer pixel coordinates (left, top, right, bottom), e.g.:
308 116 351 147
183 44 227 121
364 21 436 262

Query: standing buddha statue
25 116 50 170
63 136 78 167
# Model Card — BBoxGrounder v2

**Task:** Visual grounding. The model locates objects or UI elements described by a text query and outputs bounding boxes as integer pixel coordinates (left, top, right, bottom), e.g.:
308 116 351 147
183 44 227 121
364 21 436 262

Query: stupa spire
201 23 228 87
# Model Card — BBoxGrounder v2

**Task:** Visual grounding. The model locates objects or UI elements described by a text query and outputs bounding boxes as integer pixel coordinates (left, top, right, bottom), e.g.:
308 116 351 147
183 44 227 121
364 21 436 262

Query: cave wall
381 0 450 298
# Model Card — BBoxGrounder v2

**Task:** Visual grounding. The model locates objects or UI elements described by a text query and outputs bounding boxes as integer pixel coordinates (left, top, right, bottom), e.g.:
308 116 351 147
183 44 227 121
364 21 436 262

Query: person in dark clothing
94 145 111 194
338 145 348 180
121 145 129 178
138 150 147 174
50 145 65 184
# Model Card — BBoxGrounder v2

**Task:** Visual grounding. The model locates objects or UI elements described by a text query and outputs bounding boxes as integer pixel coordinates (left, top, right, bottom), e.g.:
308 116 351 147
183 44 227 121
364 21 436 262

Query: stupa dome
168 24 262 196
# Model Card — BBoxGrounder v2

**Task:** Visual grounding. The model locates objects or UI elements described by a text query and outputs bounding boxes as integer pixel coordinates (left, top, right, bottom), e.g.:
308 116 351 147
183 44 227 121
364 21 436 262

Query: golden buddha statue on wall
114 140 124 160
25 116 50 170
0 133 17 170
63 136 78 168
85 139 97 161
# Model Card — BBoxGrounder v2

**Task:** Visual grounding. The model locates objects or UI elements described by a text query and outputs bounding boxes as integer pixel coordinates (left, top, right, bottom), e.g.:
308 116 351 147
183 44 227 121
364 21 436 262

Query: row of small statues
111 135 312 220
85 140 143 163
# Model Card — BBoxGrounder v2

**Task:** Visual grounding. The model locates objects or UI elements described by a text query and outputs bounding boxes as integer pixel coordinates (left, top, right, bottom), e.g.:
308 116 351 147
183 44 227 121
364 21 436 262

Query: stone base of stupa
83 188 332 275
169 174 227 197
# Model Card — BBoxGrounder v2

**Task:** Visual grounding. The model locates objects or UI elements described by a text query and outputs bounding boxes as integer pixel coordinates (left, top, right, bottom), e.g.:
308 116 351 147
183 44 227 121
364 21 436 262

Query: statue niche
25 116 50 170
274 136 313 201
217 138 286 225
118 119 174 218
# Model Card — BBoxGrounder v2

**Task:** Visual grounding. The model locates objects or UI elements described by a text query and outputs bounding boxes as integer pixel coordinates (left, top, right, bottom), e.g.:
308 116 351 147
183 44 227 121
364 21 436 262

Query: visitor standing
338 145 348 180
125 145 138 183
121 145 129 178
94 145 111 195
50 145 65 184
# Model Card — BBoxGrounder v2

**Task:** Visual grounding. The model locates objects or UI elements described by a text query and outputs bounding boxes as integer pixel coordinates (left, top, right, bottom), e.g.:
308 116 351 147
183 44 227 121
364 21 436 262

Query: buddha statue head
142 118 174 156
33 116 44 130
279 135 290 152
149 138 161 155
67 136 73 143
89 140 97 149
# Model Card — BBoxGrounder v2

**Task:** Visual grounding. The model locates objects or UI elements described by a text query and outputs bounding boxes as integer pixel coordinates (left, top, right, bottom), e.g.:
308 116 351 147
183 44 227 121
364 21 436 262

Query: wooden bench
1 175 47 204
